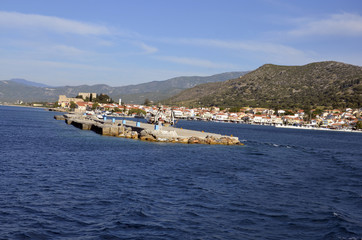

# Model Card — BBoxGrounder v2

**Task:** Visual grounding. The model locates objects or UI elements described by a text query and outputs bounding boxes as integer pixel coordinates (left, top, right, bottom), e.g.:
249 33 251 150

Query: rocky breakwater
54 113 243 145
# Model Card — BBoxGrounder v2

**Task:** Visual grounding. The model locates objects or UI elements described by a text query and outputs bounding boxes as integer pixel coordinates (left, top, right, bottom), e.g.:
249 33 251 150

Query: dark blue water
1 106 361 240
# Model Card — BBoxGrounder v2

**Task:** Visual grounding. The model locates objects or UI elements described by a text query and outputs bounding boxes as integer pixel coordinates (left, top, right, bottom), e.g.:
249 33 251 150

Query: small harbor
54 113 242 145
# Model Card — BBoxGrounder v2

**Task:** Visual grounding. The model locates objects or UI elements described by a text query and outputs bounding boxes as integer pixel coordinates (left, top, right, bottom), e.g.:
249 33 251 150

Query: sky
0 0 362 86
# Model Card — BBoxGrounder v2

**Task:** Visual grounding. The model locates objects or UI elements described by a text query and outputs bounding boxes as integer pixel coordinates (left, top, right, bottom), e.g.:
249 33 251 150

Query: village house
74 102 89 112
214 112 229 121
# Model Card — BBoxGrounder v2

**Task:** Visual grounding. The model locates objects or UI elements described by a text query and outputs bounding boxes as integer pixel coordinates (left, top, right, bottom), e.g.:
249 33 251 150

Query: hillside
165 61 362 109
0 71 248 103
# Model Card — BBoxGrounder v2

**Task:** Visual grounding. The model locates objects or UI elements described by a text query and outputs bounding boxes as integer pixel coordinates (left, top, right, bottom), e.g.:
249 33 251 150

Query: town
50 93 361 131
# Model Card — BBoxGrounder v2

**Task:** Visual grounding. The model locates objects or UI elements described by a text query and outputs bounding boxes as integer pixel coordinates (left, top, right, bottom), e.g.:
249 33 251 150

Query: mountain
164 61 362 109
0 71 248 103
9 78 52 88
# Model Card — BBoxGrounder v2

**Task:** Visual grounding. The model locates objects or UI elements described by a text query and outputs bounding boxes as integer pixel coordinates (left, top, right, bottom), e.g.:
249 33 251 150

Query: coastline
275 124 362 133
0 104 47 109
186 118 362 133
2 105 360 133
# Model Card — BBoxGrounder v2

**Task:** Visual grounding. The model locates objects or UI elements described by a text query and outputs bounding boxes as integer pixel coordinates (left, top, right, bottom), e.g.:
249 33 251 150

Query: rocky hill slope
165 61 362 109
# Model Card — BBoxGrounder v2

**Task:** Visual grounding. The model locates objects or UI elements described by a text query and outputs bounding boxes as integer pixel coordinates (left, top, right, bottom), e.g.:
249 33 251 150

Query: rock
139 130 148 137
156 137 168 142
118 126 125 135
229 138 241 145
124 130 132 138
131 131 139 139
178 138 189 144
188 137 203 144
149 130 178 139
205 135 217 145
216 137 229 145
140 134 156 141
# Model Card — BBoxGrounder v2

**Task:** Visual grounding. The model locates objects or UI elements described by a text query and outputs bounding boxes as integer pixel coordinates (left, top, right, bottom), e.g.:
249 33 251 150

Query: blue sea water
0 105 361 240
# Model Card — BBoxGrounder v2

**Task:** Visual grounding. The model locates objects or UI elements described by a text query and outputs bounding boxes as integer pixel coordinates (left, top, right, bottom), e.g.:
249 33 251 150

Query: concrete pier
55 114 242 145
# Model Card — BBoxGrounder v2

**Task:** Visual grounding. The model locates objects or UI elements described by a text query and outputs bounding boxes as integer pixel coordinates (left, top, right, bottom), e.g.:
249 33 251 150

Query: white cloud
159 37 306 57
289 13 362 37
155 56 239 69
52 45 89 56
0 11 112 35
180 38 304 55
134 42 158 54
155 37 313 65
0 58 116 71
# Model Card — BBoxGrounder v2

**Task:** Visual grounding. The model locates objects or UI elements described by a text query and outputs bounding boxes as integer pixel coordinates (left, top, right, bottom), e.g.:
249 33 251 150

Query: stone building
78 92 97 100
58 95 84 108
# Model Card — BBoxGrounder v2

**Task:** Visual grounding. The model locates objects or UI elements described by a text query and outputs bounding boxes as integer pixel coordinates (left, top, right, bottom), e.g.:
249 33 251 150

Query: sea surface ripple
0 106 361 239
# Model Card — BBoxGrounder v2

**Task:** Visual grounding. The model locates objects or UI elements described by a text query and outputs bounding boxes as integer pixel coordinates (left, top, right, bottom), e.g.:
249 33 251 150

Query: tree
302 105 312 121
69 101 77 110
144 98 151 106
53 101 59 108
92 102 99 110
355 121 362 130
284 110 294 115
312 107 324 118
229 107 240 113
113 107 122 112
274 106 279 116
128 108 146 116
94 94 113 103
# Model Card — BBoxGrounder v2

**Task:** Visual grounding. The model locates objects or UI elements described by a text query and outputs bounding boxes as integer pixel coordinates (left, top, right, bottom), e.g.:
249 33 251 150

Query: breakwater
54 114 242 145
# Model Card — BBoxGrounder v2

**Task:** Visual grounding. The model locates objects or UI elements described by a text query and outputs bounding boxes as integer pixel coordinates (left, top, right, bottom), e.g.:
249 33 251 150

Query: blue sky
1 0 362 86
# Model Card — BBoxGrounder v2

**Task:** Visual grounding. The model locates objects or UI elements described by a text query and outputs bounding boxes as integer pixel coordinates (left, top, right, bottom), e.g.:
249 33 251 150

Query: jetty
54 114 242 145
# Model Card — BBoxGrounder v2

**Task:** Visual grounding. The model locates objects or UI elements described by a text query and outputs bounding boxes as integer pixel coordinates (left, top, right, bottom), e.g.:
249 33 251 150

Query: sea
0 105 361 240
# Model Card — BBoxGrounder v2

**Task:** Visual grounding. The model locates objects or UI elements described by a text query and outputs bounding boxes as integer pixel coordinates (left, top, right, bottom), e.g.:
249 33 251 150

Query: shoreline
0 104 47 109
185 118 362 133
275 124 362 133
2 105 360 133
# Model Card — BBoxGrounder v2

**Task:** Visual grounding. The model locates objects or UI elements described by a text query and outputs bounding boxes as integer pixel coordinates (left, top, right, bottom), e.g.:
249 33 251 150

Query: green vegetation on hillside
164 61 362 109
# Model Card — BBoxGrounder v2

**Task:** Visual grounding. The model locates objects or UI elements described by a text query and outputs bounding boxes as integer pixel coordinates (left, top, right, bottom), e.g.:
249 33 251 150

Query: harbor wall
54 114 242 145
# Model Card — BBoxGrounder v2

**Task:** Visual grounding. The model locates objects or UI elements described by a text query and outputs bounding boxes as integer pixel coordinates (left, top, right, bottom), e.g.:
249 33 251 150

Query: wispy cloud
0 58 116 71
154 37 312 65
133 42 158 54
0 11 113 35
174 38 304 55
51 45 89 56
155 56 239 69
289 13 362 37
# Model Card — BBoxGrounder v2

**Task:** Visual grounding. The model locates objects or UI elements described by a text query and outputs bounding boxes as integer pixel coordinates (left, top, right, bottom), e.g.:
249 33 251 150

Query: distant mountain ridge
165 61 362 109
9 78 52 88
0 71 248 103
